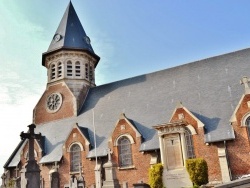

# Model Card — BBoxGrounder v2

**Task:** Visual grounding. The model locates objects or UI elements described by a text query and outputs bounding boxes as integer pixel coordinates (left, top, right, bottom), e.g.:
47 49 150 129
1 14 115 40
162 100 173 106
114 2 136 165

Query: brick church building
3 2 250 188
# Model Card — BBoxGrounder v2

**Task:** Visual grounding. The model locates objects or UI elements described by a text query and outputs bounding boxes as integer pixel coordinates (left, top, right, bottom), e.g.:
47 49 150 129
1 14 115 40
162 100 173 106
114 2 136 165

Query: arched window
85 63 89 79
58 62 62 78
89 66 93 81
246 116 250 139
67 61 73 77
118 136 133 167
185 128 195 159
51 64 56 80
70 144 81 172
75 61 81 77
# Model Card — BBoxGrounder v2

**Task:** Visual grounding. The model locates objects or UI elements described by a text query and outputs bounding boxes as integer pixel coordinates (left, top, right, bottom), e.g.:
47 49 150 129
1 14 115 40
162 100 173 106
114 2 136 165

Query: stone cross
240 76 250 92
53 162 59 171
20 124 41 161
20 124 41 188
107 148 112 162
102 149 119 188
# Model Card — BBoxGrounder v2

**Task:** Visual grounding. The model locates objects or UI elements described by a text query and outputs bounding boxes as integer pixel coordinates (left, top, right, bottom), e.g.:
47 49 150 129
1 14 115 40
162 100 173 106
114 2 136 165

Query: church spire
42 1 100 66
34 2 100 124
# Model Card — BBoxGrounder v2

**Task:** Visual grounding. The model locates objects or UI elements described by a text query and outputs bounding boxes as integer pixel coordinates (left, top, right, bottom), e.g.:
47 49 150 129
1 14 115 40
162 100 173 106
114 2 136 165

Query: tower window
58 62 62 78
67 61 73 76
118 136 133 167
75 61 81 77
70 144 81 172
51 64 56 80
85 63 89 79
89 66 93 81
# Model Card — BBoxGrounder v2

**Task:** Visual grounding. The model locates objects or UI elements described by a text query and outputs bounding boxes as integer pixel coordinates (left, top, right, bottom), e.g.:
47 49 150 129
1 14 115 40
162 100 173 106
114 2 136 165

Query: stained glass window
185 128 195 159
118 136 133 167
70 144 81 172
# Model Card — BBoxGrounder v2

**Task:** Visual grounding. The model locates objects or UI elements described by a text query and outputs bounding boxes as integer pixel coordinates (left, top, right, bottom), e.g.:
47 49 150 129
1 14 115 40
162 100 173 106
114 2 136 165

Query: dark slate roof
6 48 250 167
42 1 99 66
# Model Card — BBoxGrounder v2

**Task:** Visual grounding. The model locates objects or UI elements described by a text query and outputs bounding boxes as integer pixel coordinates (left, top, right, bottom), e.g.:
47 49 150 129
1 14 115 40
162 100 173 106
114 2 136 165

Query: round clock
53 34 61 42
84 36 91 44
46 93 62 113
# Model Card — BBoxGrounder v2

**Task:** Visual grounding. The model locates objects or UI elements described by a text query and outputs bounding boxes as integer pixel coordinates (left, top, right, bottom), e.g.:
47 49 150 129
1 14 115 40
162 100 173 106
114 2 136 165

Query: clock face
46 93 62 113
53 34 61 42
84 36 91 44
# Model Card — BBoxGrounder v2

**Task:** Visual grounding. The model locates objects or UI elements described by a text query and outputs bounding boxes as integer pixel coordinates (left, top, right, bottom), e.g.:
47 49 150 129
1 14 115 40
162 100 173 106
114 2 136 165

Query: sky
1 0 250 179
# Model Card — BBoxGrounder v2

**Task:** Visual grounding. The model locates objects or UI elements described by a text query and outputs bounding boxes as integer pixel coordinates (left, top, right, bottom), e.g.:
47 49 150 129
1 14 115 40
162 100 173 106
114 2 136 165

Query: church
2 2 250 188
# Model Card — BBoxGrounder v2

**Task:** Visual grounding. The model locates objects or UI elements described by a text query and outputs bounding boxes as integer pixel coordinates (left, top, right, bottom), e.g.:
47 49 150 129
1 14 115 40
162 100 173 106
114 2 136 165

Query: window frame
246 116 250 139
117 136 133 168
184 127 195 159
50 63 56 80
69 143 82 173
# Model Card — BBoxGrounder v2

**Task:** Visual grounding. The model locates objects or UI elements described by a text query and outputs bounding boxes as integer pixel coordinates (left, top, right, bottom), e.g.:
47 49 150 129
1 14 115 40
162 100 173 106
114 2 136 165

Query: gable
110 113 142 146
231 94 250 126
33 82 77 125
64 124 90 152
6 138 42 168
170 103 204 131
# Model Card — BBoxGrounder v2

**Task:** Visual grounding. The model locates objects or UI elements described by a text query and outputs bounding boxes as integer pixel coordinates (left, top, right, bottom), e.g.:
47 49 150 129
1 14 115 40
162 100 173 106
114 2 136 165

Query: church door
165 134 183 170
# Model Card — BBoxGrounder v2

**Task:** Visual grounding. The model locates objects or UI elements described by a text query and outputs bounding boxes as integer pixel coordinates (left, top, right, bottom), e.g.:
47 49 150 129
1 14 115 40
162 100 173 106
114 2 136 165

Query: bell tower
33 2 100 125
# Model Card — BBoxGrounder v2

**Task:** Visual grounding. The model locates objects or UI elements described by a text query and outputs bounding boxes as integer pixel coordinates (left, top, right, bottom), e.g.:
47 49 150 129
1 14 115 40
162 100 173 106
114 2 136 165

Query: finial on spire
240 76 250 94
176 101 183 109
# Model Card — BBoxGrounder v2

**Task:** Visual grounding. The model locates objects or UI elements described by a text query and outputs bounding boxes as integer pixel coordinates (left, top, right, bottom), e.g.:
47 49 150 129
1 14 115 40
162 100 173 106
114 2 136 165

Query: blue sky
1 0 250 178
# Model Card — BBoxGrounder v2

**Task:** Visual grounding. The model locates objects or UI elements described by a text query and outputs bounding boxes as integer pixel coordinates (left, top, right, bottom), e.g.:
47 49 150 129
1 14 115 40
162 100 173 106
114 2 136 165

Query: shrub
186 158 208 186
7 178 15 188
149 163 164 188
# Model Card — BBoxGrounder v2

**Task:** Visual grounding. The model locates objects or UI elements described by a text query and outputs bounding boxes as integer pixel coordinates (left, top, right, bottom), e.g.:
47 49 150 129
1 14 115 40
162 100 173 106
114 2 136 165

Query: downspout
224 141 232 181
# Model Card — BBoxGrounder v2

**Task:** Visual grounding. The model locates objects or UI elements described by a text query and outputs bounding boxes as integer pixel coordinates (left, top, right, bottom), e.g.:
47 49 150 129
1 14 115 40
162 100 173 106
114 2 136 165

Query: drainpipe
224 141 232 181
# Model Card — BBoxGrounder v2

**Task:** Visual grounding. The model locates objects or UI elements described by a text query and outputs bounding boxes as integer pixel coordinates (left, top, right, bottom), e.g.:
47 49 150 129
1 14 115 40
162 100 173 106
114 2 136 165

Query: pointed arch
69 143 82 172
184 127 195 159
117 136 133 168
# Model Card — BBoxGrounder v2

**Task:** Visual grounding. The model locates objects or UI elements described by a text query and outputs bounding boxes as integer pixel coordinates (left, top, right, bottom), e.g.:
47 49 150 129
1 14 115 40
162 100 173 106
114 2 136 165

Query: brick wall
33 82 76 125
170 107 222 182
109 117 155 187
228 94 250 179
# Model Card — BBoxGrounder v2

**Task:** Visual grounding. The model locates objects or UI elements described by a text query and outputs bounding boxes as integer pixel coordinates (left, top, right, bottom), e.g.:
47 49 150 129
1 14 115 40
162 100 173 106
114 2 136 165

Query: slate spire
42 1 99 65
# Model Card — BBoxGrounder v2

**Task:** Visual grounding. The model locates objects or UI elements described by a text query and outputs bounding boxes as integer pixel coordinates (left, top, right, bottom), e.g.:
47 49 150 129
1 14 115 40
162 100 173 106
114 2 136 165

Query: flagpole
92 109 97 166
93 109 100 187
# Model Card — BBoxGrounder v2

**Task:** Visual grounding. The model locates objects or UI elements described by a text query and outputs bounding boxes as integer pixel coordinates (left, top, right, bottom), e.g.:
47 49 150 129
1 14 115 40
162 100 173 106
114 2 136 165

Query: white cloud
0 2 47 180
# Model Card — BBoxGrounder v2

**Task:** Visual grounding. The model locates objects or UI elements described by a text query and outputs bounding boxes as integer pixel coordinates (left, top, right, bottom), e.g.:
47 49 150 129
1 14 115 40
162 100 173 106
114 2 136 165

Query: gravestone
69 175 78 188
51 172 60 188
14 177 21 188
77 164 85 188
1 172 6 188
102 149 120 188
20 124 41 188
50 162 60 188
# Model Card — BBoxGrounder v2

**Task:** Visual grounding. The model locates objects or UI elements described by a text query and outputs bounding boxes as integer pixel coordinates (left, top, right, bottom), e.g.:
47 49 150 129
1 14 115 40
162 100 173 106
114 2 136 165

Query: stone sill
118 165 135 170
69 171 80 175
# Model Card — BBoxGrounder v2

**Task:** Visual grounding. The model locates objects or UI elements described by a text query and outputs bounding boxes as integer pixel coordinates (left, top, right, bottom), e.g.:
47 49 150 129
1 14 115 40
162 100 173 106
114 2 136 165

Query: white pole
93 109 98 166
92 109 100 188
